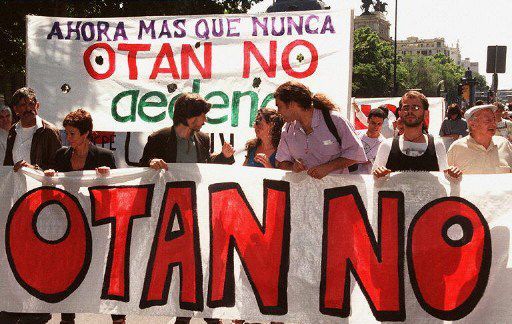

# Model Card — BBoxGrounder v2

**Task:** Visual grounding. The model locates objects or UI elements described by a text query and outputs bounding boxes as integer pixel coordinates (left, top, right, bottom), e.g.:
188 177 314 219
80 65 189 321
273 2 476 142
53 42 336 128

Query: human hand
352 101 360 112
13 160 34 172
307 163 333 179
96 166 110 176
254 153 273 168
149 158 168 170
373 166 392 178
444 166 462 179
44 169 56 177
221 142 234 158
292 159 307 173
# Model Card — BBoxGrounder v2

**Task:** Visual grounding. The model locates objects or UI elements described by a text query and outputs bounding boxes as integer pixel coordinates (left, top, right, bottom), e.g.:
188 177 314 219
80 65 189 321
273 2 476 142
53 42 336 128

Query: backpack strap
320 108 341 146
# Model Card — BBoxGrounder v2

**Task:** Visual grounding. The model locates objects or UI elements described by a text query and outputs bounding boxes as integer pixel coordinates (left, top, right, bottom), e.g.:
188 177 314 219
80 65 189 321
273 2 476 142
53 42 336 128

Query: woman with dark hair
439 103 468 150
244 108 284 168
44 109 122 324
44 109 115 176
273 81 366 179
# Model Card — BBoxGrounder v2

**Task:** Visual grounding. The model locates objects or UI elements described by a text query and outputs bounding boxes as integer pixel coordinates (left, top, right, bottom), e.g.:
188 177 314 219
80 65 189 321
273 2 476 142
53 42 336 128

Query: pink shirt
276 109 367 174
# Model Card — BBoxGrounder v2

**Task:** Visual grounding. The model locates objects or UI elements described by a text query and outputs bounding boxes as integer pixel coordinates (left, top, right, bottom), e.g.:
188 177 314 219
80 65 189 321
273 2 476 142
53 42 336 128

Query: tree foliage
352 27 487 100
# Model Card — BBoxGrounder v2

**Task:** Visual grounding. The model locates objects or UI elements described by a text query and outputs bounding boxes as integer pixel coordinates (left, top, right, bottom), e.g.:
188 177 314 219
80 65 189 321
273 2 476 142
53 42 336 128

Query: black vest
385 135 439 172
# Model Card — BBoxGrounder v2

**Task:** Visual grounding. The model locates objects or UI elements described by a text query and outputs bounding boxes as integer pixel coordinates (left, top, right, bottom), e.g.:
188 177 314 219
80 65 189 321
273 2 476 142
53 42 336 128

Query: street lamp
393 0 398 96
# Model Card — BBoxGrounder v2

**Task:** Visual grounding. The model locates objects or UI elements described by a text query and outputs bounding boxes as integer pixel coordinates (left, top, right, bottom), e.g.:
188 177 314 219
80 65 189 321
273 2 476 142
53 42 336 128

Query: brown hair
12 87 37 107
63 108 93 138
402 90 429 110
447 103 462 119
172 93 211 126
245 108 284 151
274 81 337 111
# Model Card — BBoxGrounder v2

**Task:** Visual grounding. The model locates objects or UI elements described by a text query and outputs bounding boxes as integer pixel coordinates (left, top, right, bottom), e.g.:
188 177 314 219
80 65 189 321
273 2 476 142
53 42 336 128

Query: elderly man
373 90 461 178
447 104 512 174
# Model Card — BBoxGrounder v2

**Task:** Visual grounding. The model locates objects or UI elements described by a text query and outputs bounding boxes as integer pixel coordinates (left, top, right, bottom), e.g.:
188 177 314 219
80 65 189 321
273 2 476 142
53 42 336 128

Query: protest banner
352 97 446 136
0 164 508 323
26 10 353 135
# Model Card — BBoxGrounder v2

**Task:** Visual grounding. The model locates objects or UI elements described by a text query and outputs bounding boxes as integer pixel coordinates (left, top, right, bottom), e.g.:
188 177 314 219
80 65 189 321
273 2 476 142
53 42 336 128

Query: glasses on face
401 104 422 112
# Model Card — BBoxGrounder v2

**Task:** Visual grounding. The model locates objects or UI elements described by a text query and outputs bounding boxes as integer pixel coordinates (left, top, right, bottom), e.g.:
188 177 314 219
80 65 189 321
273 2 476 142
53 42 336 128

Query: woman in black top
44 109 123 324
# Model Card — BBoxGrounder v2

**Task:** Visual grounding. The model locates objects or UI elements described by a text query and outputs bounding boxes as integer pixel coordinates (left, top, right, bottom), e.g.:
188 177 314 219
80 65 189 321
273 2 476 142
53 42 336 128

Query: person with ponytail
273 81 367 179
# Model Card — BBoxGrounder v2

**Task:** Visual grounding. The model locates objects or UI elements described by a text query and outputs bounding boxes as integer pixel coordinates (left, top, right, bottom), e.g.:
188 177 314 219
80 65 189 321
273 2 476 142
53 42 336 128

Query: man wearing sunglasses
372 90 461 179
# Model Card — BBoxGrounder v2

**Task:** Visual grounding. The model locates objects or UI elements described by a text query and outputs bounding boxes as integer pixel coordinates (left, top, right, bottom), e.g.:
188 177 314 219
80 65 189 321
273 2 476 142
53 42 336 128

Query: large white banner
26 10 353 133
0 164 510 323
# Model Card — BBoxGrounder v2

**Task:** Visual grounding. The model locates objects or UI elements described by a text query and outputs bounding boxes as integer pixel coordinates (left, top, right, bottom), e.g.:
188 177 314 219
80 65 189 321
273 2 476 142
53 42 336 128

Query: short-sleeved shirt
496 119 512 141
352 130 384 174
439 118 468 137
447 135 512 174
276 109 367 174
12 115 43 163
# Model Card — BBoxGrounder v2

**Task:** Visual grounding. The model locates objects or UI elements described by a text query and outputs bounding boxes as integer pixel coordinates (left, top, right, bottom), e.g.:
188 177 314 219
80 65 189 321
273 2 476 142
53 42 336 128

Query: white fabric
373 135 448 171
0 129 8 165
12 116 44 163
27 11 353 132
0 165 509 323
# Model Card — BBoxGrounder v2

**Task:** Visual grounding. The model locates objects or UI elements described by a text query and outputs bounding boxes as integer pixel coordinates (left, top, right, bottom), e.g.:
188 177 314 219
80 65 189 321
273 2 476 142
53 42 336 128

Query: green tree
0 0 263 100
352 27 402 97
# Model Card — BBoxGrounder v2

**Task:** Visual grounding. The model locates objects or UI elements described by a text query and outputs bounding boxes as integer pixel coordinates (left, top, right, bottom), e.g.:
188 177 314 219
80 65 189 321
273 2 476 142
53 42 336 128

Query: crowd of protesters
0 82 511 324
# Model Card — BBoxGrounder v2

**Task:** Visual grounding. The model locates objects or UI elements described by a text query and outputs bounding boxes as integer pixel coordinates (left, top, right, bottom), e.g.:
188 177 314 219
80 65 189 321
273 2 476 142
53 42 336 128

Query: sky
249 0 512 89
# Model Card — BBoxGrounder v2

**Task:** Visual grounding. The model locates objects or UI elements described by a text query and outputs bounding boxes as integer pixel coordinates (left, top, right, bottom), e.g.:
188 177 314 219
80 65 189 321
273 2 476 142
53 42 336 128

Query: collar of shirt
15 115 43 132
467 135 497 152
294 109 322 134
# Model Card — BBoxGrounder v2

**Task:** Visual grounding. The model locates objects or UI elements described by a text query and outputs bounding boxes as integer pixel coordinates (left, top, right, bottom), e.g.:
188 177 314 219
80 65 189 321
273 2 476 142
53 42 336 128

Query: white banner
0 165 509 323
26 10 353 133
353 97 446 136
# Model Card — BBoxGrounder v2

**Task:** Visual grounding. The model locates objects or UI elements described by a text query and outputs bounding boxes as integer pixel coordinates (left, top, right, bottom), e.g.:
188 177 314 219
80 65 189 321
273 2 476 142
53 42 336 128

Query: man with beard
1 88 61 323
4 87 61 172
373 90 461 178
140 92 234 171
448 104 512 174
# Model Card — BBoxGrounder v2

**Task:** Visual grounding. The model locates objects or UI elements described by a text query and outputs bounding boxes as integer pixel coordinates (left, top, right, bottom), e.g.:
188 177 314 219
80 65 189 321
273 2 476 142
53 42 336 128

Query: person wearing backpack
274 81 367 179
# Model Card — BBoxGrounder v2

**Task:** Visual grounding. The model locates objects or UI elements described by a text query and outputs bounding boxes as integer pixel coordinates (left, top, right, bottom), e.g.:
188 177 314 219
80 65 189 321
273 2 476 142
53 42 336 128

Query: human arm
307 157 358 179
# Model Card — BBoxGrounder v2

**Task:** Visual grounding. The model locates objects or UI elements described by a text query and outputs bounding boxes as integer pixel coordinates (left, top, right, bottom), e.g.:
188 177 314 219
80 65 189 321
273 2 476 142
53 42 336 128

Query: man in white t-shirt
3 87 61 172
373 91 461 178
352 107 386 174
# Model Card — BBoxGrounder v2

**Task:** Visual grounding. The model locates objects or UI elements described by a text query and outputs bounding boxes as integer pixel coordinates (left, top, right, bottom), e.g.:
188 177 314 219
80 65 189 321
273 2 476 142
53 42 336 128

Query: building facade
397 37 461 65
354 12 391 41
461 57 479 74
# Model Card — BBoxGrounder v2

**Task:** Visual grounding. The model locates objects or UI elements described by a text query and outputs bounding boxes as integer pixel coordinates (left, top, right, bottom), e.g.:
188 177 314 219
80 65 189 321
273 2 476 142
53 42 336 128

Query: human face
400 97 427 127
254 113 272 140
469 109 496 139
367 116 384 135
0 109 12 131
275 98 295 123
65 125 89 149
187 113 206 131
13 97 39 127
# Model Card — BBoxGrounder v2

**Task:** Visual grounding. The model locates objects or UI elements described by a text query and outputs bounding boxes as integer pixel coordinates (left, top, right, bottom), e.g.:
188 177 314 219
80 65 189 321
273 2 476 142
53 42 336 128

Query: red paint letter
321 187 405 321
208 180 290 315
282 40 318 79
83 42 116 80
6 187 92 303
118 43 151 80
140 182 203 310
149 43 180 80
181 42 212 79
408 197 491 320
89 185 154 301
243 41 277 78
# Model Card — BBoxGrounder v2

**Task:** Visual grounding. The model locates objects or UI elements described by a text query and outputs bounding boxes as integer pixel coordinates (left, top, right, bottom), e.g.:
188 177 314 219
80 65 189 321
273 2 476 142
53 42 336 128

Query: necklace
403 133 424 142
